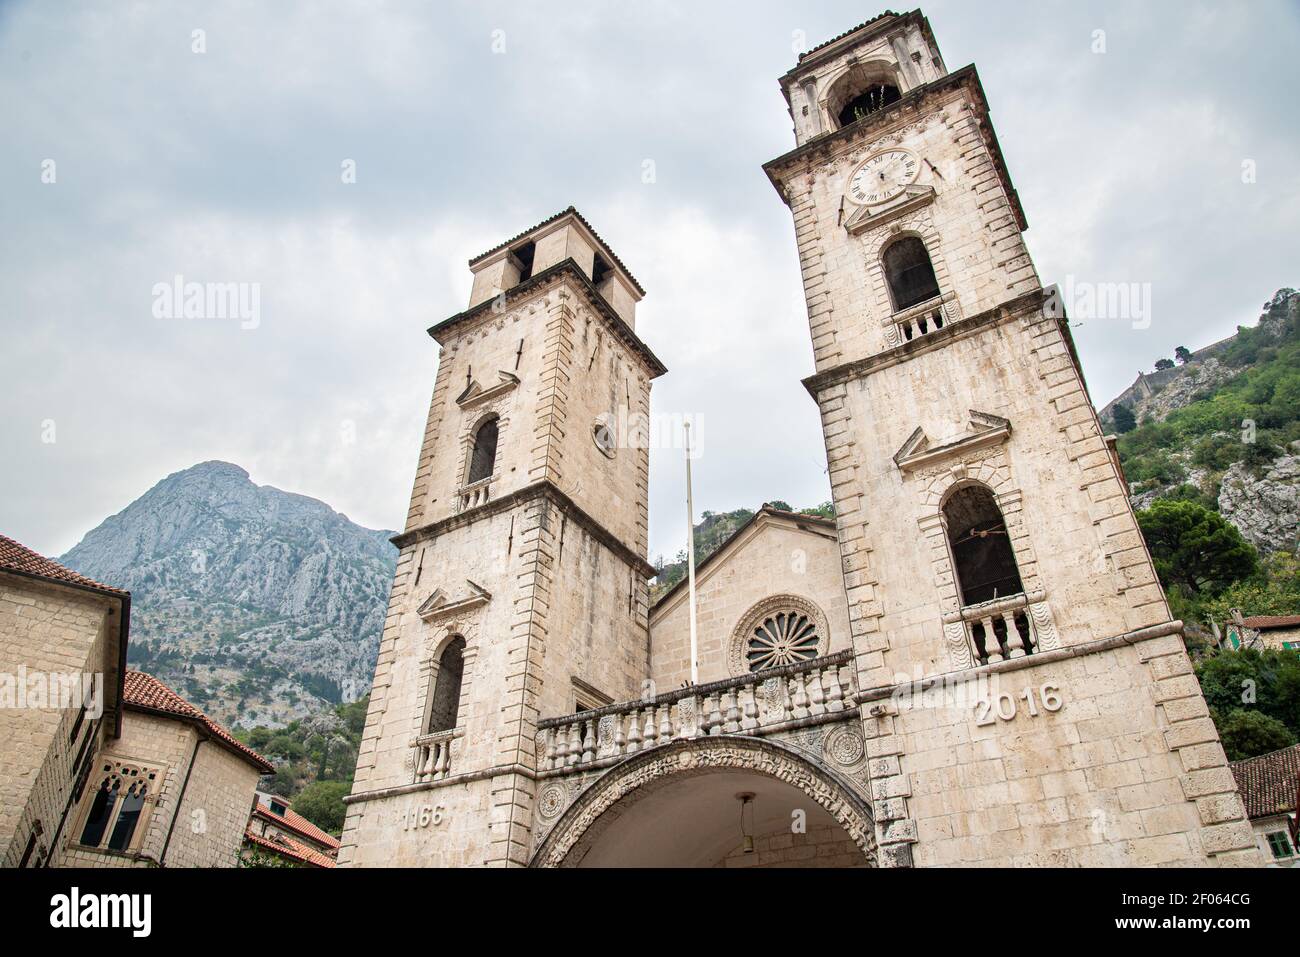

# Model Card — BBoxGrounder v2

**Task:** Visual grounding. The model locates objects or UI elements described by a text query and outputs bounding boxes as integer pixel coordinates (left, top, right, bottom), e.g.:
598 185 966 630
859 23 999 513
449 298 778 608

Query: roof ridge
125 670 274 773
0 532 128 597
467 206 645 296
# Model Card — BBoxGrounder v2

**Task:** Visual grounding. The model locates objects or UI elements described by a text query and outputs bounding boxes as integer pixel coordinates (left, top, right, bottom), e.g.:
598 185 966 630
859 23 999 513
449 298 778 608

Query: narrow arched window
943 485 1024 606
426 637 466 734
467 418 498 484
883 236 941 311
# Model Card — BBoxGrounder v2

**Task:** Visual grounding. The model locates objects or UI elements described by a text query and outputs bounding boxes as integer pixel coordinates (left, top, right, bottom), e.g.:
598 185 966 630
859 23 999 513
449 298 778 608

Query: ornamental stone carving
530 736 877 868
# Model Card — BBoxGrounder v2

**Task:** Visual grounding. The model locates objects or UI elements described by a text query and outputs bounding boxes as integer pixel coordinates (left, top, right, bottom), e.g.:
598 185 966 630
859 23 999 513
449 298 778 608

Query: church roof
124 670 275 774
1231 744 1300 821
651 505 837 614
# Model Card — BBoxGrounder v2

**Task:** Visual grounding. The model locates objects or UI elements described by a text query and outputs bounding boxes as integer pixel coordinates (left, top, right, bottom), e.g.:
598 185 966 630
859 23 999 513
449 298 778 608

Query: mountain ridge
59 460 397 728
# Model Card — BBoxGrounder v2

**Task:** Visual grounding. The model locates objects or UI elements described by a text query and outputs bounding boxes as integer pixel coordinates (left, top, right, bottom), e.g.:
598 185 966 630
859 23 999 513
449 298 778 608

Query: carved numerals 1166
974 684 1063 726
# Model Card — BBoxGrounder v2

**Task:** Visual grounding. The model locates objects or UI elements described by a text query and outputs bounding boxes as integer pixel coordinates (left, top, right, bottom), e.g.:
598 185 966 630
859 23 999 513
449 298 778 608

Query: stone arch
414 622 481 741
530 736 877 867
727 594 831 676
820 58 905 130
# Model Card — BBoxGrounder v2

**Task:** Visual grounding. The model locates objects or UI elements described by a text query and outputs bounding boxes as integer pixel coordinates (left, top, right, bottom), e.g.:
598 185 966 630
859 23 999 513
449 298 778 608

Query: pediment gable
894 410 1011 472
456 371 520 409
417 579 492 621
843 185 935 236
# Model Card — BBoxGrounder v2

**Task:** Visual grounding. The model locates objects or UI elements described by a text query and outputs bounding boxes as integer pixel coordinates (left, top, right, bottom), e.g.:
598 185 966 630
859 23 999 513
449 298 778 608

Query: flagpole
684 422 699 686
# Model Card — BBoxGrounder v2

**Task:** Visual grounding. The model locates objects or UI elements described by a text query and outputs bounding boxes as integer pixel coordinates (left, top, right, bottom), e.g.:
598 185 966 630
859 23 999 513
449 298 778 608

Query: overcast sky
3 0 1297 564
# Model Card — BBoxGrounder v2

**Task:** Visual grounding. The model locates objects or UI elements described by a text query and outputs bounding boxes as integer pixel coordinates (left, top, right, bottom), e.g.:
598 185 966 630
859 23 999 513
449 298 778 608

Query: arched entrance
531 736 876 868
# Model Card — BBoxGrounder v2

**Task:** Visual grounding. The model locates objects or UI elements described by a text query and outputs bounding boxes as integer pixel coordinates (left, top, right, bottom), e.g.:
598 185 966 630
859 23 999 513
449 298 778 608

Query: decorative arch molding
728 594 831 677
408 615 482 773
910 455 1061 668
529 736 878 868
857 212 958 350
819 57 906 131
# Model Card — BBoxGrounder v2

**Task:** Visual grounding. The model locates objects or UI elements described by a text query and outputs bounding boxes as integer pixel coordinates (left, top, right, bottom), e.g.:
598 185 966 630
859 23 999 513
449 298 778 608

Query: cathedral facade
339 10 1261 868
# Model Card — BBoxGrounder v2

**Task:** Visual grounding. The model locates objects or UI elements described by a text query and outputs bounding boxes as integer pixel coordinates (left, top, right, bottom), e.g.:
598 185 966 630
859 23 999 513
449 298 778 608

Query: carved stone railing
890 292 959 345
945 591 1041 666
413 729 458 781
456 476 492 512
536 651 857 775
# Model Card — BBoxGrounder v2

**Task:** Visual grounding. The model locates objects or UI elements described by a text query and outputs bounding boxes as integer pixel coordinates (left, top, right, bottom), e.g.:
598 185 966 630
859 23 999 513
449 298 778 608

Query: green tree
1213 708 1296 761
1195 648 1300 739
291 780 352 835
1136 499 1258 596
1174 345 1193 365
1155 358 1175 371
1200 551 1300 623
1112 403 1137 434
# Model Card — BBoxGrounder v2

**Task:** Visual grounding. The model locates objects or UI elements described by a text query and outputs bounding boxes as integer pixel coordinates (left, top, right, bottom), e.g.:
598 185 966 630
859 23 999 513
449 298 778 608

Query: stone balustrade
536 651 856 774
413 729 457 781
457 477 492 512
891 292 958 344
947 591 1040 666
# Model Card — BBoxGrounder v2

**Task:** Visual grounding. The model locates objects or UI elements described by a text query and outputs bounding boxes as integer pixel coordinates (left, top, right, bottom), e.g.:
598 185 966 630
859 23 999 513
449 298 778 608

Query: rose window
745 610 821 671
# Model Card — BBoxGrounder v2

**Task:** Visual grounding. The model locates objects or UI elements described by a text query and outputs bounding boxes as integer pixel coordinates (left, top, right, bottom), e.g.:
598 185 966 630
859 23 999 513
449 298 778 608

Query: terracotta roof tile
794 11 900 64
0 532 127 597
1242 614 1300 630
244 828 336 868
124 670 275 774
253 799 341 851
1231 744 1300 820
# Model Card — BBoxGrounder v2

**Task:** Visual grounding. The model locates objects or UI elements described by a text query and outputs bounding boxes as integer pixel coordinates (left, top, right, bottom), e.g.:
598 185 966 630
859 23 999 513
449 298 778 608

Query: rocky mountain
60 461 396 728
1105 287 1299 555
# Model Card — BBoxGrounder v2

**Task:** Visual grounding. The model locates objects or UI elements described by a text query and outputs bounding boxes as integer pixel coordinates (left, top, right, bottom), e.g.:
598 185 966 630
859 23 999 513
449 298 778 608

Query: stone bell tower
764 10 1260 867
340 208 665 867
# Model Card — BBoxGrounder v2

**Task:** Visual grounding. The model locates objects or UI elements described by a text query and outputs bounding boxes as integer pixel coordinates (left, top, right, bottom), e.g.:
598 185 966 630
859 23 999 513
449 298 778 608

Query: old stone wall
650 516 851 688
0 573 115 867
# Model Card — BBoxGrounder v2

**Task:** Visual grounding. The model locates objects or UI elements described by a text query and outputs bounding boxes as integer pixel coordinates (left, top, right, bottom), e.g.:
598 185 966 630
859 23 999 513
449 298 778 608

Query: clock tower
764 11 1260 867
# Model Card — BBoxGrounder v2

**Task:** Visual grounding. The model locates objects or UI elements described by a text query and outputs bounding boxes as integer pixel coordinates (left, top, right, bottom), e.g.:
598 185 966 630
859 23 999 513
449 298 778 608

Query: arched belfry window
883 236 941 311
467 417 498 484
426 637 466 734
943 485 1024 606
837 82 901 128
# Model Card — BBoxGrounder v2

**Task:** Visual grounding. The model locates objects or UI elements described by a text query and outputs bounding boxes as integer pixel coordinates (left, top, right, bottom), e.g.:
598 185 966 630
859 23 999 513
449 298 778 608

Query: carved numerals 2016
401 803 447 830
974 684 1063 726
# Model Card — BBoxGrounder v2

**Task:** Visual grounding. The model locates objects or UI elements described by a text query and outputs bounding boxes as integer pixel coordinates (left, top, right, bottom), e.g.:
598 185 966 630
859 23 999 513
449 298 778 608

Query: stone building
243 792 340 868
341 9 1261 867
1221 612 1300 652
1 533 129 868
1231 744 1299 866
1 531 274 868
56 670 273 867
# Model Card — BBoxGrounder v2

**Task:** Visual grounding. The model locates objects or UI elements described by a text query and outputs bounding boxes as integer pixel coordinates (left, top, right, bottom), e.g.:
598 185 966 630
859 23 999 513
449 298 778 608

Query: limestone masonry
339 9 1262 867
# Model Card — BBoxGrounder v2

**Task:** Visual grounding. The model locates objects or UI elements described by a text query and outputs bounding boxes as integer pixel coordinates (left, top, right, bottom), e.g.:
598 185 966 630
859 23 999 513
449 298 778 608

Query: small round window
593 420 616 458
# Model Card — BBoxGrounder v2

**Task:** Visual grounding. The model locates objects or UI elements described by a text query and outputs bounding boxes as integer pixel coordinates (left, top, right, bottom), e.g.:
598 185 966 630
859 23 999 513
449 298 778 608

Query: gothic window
836 82 901 128
943 484 1024 607
883 236 941 311
467 417 498 484
76 758 160 853
426 637 466 734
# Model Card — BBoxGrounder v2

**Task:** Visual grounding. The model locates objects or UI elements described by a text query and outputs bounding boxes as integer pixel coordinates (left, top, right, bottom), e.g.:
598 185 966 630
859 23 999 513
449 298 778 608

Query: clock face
847 149 920 206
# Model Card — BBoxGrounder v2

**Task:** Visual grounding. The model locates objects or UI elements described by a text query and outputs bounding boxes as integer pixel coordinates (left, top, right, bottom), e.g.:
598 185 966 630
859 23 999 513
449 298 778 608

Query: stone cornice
392 480 656 579
802 289 1045 399
763 64 1028 232
428 258 667 380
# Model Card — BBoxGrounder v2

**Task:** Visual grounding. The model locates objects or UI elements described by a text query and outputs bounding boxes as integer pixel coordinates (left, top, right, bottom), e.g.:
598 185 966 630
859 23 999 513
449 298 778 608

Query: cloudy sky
3 0 1297 564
